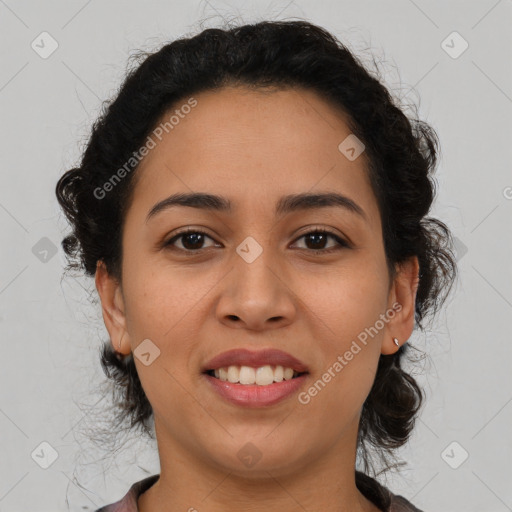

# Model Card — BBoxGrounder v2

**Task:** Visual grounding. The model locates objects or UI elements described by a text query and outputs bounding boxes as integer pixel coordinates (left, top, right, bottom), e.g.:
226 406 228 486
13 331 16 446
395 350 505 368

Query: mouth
202 365 310 407
201 347 310 386
203 366 308 385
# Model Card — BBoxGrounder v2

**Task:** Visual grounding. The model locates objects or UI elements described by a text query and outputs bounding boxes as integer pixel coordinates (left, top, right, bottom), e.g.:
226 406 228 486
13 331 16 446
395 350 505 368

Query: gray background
1 0 511 510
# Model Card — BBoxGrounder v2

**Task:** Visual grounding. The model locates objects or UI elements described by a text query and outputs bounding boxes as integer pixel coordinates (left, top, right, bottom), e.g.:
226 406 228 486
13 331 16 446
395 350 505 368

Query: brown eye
292 229 349 253
164 230 217 251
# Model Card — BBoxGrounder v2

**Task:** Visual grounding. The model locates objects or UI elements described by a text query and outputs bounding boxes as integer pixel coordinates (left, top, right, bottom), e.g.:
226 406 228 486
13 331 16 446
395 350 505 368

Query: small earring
393 337 399 347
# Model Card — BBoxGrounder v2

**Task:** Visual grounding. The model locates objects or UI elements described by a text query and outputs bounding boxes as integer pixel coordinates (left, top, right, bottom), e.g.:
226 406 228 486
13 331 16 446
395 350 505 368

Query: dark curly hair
55 18 457 505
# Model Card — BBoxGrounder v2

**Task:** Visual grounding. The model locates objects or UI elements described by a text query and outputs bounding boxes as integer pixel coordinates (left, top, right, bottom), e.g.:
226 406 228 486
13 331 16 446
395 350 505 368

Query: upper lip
202 348 309 373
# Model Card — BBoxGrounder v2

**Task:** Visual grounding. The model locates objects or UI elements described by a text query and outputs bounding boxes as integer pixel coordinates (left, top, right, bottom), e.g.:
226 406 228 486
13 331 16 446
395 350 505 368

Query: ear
95 260 131 355
381 256 420 355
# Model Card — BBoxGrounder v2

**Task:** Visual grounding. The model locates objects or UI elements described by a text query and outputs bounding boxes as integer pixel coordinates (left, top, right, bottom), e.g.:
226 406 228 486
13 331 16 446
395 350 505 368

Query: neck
138 418 382 512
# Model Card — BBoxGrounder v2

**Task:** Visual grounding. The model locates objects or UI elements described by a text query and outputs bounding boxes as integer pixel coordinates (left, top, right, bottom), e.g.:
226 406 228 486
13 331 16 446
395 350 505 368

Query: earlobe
95 260 129 354
382 256 420 355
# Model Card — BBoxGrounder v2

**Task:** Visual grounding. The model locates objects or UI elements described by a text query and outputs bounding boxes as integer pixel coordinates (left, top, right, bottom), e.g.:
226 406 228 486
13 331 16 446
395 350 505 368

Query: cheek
299 323 381 425
125 271 209 415
123 266 213 381
301 263 387 405
123 262 206 333
306 358 378 428
304 263 389 334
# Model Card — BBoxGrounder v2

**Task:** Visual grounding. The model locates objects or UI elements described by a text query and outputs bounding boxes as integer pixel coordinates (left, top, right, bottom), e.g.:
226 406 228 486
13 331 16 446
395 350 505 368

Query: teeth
227 365 239 383
283 367 294 380
239 366 256 385
211 365 300 385
255 365 274 385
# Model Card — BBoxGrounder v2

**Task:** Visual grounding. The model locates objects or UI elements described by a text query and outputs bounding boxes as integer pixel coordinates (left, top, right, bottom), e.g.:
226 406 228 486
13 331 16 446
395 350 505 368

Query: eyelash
163 227 350 255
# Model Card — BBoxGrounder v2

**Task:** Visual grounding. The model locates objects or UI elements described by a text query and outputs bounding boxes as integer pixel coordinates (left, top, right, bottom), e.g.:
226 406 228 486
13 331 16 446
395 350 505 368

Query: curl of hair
56 19 457 498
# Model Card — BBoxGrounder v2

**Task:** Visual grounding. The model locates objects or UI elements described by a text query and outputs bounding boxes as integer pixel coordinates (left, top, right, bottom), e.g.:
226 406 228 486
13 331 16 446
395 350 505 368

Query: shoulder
356 471 425 512
94 474 160 512
93 472 425 512
389 493 425 512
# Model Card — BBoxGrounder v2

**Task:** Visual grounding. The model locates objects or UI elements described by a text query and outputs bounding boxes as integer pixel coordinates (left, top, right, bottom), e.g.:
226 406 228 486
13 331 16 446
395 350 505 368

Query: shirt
94 473 424 512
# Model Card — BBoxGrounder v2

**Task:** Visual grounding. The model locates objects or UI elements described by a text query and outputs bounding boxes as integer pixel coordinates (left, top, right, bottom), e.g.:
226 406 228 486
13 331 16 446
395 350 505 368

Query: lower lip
203 373 308 407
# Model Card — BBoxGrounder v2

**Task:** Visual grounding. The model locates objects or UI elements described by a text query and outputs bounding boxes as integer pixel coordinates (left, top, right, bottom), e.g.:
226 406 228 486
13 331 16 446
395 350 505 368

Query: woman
55 19 457 512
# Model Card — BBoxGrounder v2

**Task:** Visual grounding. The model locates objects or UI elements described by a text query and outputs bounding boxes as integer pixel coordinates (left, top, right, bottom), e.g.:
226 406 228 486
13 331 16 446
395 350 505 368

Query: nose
215 244 297 331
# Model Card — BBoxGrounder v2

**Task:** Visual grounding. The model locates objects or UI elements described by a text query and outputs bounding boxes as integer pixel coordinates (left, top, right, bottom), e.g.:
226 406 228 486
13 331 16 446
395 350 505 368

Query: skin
95 85 419 512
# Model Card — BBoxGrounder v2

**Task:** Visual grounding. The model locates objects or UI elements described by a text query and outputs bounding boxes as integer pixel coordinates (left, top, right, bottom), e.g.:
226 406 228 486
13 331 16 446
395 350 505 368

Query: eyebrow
146 191 368 223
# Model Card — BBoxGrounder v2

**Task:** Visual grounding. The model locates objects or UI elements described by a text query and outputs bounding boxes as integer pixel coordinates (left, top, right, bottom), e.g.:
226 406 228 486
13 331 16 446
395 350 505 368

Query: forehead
128 85 380 228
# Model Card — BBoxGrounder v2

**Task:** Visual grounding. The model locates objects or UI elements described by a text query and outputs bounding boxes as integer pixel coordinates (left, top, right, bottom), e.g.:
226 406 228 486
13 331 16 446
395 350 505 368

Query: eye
163 229 218 252
292 228 350 253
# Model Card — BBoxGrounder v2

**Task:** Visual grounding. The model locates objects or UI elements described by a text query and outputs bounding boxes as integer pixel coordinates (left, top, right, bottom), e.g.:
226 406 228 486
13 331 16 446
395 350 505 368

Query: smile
203 367 309 407
206 364 306 385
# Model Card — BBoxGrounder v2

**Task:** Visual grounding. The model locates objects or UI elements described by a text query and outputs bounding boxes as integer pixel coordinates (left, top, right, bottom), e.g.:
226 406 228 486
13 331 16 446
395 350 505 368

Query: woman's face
97 85 418 477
